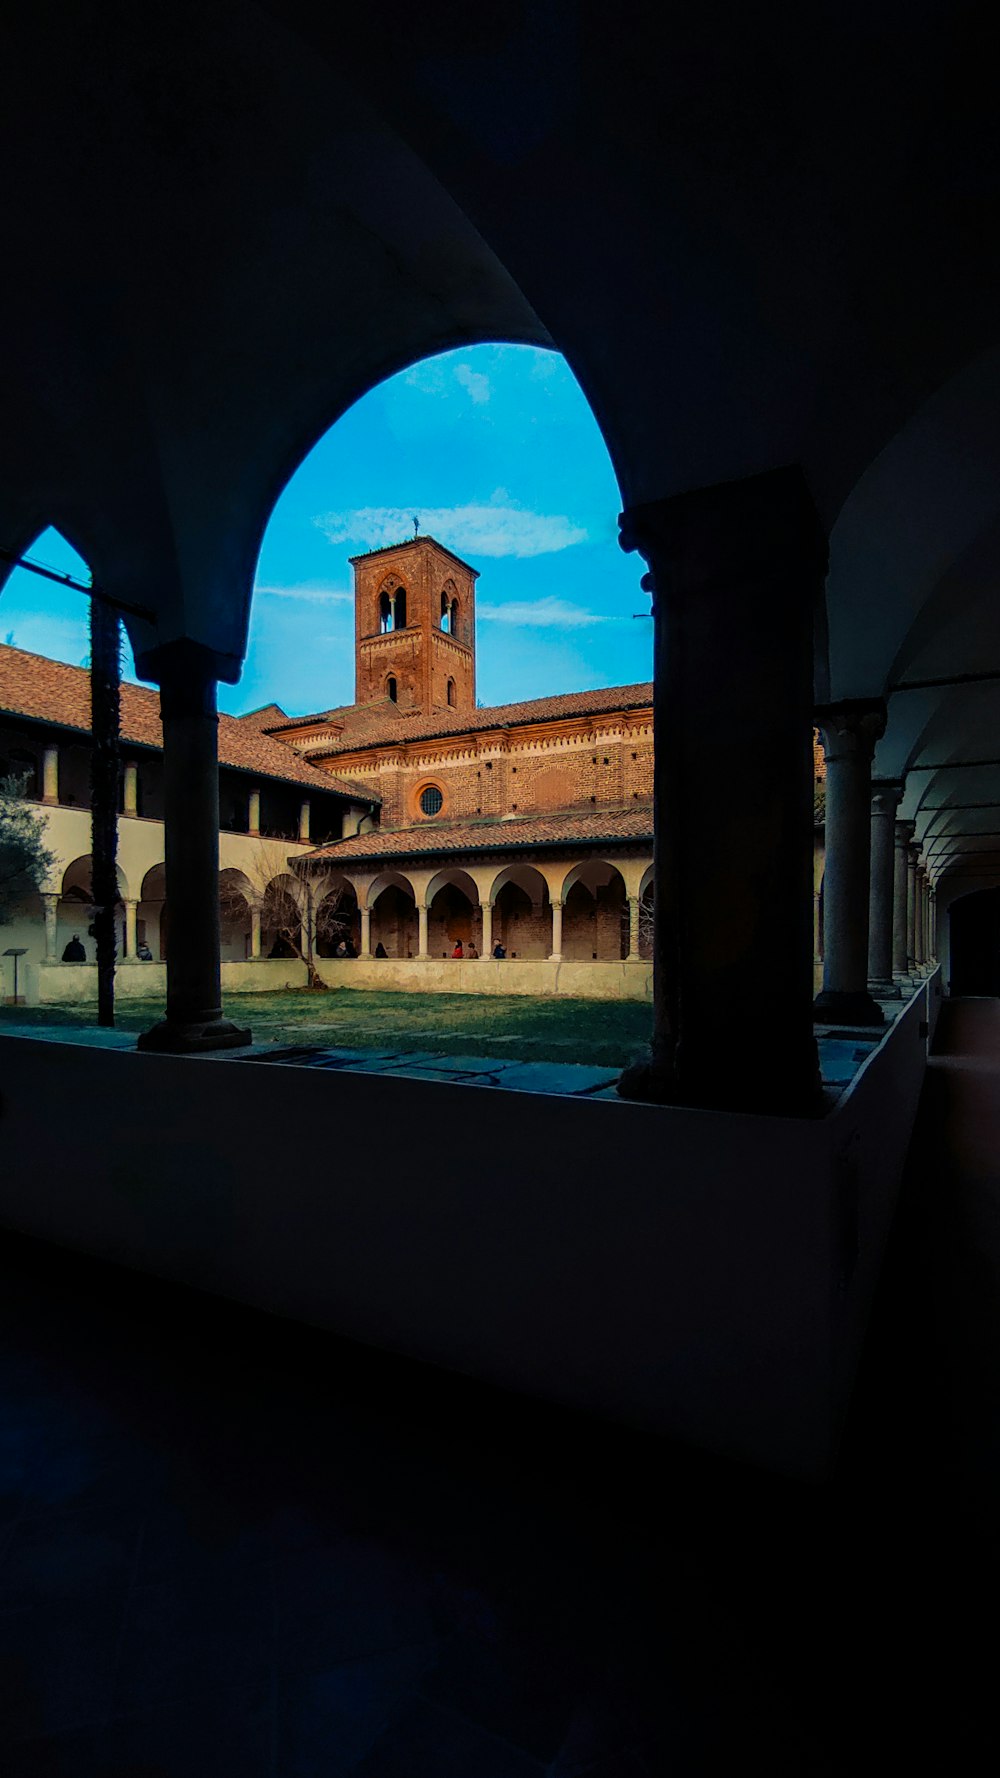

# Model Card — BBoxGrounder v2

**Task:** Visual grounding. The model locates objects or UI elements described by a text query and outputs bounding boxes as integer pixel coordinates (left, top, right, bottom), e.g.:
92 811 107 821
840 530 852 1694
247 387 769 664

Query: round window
420 785 444 817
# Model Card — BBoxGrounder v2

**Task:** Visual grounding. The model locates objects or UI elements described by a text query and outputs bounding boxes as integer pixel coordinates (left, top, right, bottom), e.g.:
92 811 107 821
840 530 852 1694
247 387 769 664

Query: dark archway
949 887 1000 996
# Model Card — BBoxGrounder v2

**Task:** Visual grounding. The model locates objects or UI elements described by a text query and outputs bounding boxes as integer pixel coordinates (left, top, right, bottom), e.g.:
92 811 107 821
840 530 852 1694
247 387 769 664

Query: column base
868 978 901 999
617 1044 824 1116
137 1015 252 1054
813 989 885 1026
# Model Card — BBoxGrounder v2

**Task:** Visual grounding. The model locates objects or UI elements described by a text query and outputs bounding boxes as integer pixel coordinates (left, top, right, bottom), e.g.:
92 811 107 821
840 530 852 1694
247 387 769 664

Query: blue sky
0 344 652 715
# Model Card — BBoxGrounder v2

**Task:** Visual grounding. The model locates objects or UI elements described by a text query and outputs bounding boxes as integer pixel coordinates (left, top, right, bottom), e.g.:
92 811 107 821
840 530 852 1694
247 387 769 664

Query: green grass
1 989 653 1067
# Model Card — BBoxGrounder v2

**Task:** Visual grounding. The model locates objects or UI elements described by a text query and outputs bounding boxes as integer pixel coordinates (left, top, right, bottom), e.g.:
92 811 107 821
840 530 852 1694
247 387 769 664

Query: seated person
492 941 506 959
451 939 464 958
344 937 357 958
374 941 388 957
61 933 86 962
467 941 478 958
135 940 154 961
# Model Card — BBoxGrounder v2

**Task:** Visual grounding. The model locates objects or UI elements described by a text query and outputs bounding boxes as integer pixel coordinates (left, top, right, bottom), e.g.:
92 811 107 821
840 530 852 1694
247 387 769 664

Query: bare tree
218 844 353 989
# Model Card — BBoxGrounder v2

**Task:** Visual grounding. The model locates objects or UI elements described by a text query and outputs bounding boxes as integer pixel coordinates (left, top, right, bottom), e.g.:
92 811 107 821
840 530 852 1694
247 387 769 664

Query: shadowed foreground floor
1 1012 998 1773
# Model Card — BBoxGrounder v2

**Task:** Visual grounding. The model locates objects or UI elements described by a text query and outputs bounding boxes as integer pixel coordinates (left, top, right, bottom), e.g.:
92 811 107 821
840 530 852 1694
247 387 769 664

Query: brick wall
321 713 654 831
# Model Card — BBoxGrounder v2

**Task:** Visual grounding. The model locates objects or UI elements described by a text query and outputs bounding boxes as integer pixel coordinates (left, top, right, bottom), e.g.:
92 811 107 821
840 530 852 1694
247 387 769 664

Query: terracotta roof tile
305 806 653 863
268 681 654 754
0 645 378 802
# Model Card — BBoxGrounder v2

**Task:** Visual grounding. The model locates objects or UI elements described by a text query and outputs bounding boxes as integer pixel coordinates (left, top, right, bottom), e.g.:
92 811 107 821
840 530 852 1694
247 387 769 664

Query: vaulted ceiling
2 0 998 885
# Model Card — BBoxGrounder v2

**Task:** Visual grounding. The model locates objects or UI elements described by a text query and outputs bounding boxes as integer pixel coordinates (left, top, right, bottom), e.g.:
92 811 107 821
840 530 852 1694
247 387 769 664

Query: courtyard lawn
1 989 652 1068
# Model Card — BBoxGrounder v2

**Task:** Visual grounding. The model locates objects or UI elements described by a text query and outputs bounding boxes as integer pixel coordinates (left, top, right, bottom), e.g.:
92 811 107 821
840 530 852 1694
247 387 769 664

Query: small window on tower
387 675 398 703
420 785 444 817
447 678 456 707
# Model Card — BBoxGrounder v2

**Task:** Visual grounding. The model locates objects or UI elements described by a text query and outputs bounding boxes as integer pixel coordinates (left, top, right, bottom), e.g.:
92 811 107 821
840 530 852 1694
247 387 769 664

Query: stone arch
559 859 628 960
262 872 302 958
378 575 408 633
313 870 360 956
367 869 417 958
488 862 550 960
61 853 129 903
219 866 253 962
58 853 128 964
425 867 481 957
138 861 168 960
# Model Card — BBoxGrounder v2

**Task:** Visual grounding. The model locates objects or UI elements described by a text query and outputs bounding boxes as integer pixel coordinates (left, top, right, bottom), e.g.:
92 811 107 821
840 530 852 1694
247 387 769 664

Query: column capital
895 817 917 845
907 839 923 863
619 464 827 602
815 700 887 762
871 780 904 818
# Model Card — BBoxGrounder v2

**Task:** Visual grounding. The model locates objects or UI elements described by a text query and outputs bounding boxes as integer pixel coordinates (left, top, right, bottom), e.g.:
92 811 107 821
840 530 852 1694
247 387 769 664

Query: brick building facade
258 536 655 966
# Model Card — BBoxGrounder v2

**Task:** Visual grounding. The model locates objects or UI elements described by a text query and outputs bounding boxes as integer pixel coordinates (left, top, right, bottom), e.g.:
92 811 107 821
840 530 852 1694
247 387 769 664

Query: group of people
61 932 153 963
449 939 507 959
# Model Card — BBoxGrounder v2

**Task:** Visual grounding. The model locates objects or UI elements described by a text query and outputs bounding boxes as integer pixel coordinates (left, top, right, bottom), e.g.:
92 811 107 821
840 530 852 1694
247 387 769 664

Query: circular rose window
419 785 444 816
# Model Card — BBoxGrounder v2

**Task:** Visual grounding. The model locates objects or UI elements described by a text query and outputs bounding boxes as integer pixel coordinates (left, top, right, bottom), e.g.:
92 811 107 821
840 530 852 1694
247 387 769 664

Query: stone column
417 902 429 959
892 819 915 983
123 759 139 817
929 888 937 961
914 862 927 969
549 899 563 961
124 899 138 960
481 901 492 957
137 642 250 1051
814 702 887 1025
359 905 372 958
906 842 920 974
42 743 59 805
42 892 59 960
250 904 261 959
298 800 310 843
627 896 641 961
868 782 903 998
248 788 260 836
618 465 824 1113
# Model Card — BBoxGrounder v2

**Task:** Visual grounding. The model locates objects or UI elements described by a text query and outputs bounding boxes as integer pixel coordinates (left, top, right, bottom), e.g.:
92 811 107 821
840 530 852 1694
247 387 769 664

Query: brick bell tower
350 534 478 713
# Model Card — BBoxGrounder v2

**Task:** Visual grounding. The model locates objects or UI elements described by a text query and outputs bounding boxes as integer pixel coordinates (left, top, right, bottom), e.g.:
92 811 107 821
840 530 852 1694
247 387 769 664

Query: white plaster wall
0 982 931 1480
314 957 653 1000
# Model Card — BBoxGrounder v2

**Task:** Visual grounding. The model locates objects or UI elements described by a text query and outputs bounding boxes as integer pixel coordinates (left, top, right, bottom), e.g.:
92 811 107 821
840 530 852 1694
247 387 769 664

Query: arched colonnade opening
60 854 128 961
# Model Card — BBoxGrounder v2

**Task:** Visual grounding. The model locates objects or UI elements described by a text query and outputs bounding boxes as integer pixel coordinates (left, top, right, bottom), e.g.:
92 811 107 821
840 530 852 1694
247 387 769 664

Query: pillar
137 642 251 1051
914 861 927 969
124 898 138 960
42 892 59 960
627 895 641 961
42 743 59 805
249 904 261 960
814 702 887 1025
906 843 920 974
549 899 563 961
123 759 139 817
892 819 915 983
248 788 260 836
618 466 824 1113
481 901 492 957
299 800 310 843
929 888 937 961
417 902 429 959
867 782 903 998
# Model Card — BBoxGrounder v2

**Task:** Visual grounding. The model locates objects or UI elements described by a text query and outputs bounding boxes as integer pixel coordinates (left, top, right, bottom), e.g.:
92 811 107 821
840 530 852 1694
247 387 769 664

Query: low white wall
0 984 932 1479
314 957 653 1000
28 958 311 1004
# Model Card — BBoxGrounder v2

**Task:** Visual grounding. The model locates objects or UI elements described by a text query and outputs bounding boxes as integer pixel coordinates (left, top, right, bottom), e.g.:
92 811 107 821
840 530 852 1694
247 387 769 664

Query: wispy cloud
454 363 491 404
478 597 614 630
255 582 353 605
313 497 587 560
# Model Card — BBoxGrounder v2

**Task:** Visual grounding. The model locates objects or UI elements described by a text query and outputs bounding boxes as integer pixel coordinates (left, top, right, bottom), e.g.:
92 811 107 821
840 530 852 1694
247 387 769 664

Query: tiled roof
235 703 289 729
305 806 654 863
268 682 654 754
0 645 378 802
